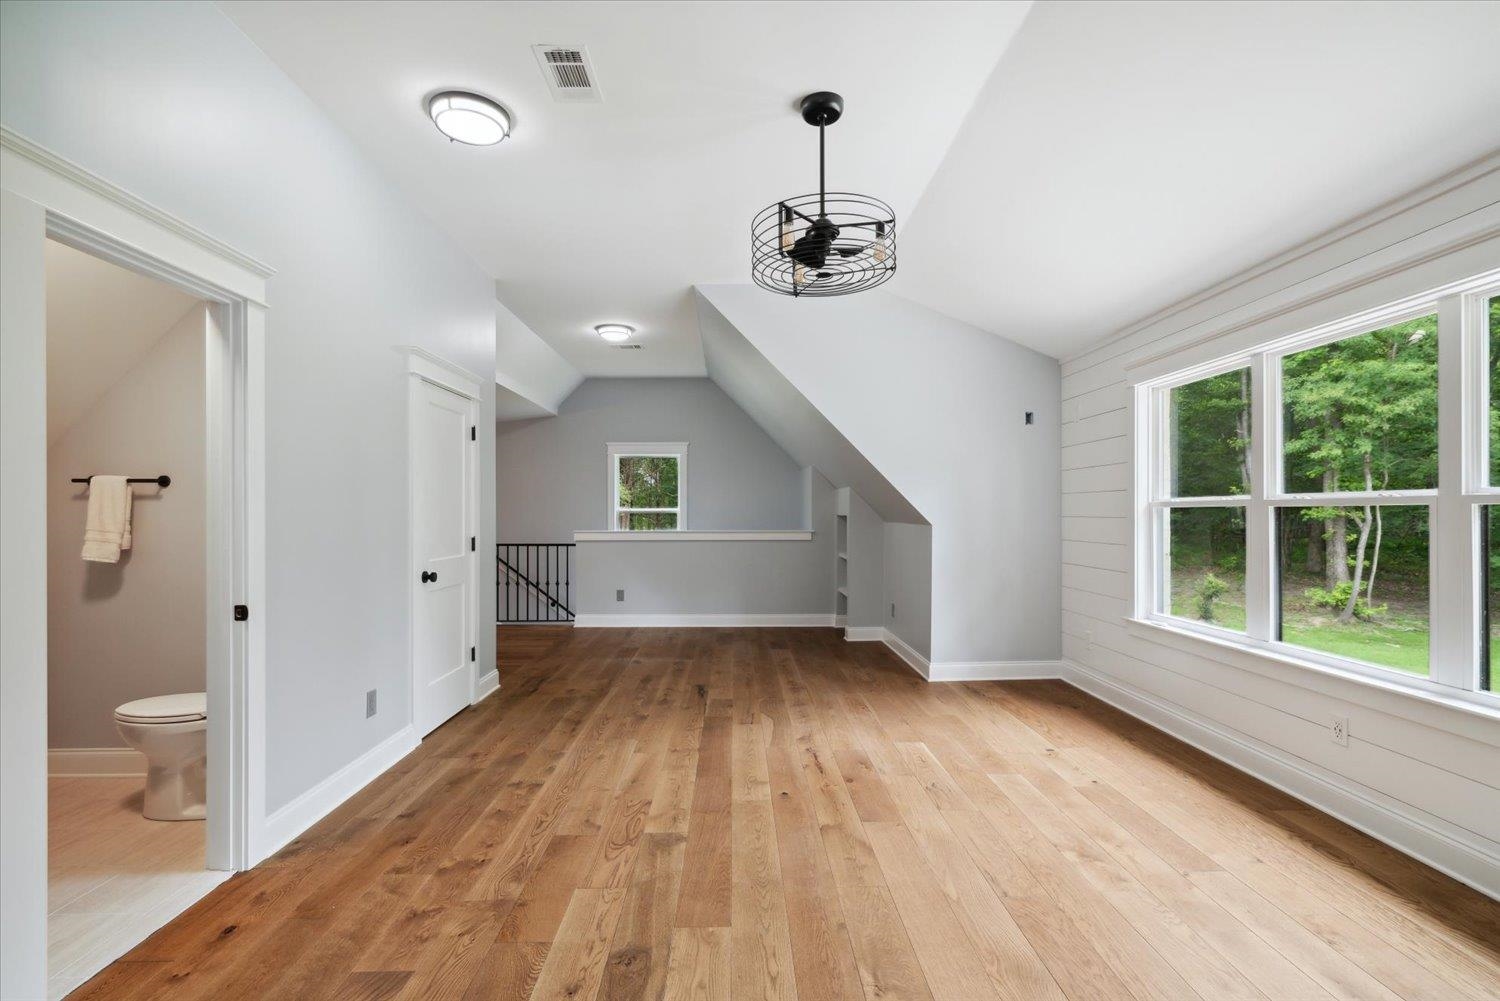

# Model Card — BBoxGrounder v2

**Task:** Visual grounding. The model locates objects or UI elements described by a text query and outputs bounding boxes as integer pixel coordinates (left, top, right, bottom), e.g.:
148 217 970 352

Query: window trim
1135 268 1500 702
606 441 687 531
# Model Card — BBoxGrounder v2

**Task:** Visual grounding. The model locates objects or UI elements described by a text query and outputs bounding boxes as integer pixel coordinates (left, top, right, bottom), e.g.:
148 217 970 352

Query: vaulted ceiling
221 0 1500 368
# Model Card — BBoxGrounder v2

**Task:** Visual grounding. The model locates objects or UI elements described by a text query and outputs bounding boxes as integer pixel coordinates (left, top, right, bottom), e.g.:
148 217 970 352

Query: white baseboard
929 659 1065 682
48 747 147 777
574 613 836 628
880 629 932 678
844 626 884 642
1061 659 1500 902
255 724 418 864
473 670 500 703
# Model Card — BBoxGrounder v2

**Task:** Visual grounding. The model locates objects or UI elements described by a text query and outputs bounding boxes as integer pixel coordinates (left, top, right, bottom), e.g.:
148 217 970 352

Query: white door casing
409 373 476 737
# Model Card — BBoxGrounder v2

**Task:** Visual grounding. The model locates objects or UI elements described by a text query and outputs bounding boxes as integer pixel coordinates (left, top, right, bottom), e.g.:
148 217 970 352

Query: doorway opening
42 236 234 997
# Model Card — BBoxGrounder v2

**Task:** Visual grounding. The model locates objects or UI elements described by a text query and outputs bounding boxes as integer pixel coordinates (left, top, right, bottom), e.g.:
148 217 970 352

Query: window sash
607 443 687 531
1137 272 1500 703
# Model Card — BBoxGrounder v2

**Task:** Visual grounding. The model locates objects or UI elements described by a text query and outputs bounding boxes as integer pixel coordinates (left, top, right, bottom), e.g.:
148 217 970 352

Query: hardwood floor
70 626 1500 1000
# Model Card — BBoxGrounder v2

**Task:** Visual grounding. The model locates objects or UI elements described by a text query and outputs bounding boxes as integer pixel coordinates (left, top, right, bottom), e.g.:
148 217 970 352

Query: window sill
1122 616 1500 743
573 530 814 542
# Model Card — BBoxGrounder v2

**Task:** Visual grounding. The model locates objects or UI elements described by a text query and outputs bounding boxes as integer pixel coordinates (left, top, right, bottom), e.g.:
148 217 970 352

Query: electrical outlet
1024 411 1035 425
1084 629 1094 654
616 588 625 602
1331 715 1349 747
365 689 377 718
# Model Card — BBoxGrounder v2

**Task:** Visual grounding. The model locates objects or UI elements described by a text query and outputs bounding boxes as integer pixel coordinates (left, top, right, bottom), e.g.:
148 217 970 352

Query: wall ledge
573 530 813 542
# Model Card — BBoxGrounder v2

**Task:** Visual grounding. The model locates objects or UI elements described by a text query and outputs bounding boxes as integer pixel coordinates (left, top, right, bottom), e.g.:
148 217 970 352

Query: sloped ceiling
45 239 201 445
696 290 925 525
897 0 1500 359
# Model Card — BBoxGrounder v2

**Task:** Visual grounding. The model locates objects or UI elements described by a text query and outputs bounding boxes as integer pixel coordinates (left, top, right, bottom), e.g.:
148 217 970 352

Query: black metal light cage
750 91 896 298
751 193 896 297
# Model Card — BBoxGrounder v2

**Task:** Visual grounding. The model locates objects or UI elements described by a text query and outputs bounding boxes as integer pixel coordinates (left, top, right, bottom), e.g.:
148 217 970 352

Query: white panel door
411 378 473 737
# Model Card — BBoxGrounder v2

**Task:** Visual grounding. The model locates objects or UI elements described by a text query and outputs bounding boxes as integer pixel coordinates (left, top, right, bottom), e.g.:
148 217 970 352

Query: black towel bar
71 475 171 487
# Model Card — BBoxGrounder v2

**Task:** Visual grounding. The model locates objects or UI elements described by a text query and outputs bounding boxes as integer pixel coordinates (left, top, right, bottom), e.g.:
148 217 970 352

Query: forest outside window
608 442 686 530
1138 268 1500 704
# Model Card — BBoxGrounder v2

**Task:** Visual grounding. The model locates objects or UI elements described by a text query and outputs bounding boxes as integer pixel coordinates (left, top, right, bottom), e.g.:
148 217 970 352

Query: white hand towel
81 476 133 563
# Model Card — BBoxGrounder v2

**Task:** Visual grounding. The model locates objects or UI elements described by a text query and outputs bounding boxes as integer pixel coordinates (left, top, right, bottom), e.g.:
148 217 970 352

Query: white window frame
1135 268 1500 707
607 441 687 531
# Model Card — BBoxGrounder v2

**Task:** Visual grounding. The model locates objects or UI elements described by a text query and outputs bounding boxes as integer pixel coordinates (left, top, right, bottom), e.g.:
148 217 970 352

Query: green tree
1283 315 1437 622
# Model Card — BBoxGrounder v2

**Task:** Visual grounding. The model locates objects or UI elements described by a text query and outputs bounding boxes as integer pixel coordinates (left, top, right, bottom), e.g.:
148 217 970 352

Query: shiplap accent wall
1059 154 1500 896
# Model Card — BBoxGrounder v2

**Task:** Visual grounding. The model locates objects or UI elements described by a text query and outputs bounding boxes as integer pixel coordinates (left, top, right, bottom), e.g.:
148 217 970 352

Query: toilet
114 692 207 821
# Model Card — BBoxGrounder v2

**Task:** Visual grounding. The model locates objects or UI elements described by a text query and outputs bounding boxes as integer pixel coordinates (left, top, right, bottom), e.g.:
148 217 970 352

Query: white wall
48 303 207 749
0 2 497 818
1060 159 1500 894
496 378 808 540
698 285 1061 668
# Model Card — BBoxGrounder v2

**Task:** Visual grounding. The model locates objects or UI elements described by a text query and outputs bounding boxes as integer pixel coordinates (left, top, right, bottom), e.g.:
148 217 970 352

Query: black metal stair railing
496 543 575 623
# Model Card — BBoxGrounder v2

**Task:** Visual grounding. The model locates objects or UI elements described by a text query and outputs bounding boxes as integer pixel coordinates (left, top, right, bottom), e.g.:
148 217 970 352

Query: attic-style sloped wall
696 284 1061 666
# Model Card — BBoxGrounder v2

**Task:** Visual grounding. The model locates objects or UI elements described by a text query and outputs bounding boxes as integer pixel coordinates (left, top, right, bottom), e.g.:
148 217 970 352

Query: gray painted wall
48 304 206 749
496 378 807 540
578 468 836 616
884 522 933 659
698 285 1060 666
2 1 498 813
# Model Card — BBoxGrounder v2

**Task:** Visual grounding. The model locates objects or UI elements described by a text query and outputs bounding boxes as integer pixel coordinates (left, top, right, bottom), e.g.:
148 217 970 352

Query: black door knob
421 570 437 583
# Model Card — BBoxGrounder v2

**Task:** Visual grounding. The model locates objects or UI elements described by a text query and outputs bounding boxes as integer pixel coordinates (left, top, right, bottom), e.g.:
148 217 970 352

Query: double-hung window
608 442 686 530
1138 268 1500 704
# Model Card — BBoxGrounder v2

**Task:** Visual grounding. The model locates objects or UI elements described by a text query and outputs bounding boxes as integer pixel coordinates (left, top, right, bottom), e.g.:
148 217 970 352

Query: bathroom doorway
42 237 228 998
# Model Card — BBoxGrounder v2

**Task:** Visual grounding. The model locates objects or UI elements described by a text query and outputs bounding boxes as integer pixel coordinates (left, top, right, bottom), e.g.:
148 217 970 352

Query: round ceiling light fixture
427 91 511 146
595 323 634 343
751 92 896 298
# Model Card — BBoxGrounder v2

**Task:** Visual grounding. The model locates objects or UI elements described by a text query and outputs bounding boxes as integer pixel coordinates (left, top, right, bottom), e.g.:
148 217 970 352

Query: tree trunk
1339 456 1376 623
1323 467 1349 586
1305 520 1324 575
1368 506 1383 603
1237 369 1251 492
1340 505 1373 623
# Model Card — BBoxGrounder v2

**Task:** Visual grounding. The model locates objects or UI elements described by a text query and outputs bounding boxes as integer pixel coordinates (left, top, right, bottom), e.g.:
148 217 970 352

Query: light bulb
793 264 807 286
780 208 795 252
595 324 633 342
873 223 888 265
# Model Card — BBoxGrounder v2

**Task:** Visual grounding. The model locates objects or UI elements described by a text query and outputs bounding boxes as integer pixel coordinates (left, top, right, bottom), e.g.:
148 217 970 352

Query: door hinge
470 646 476 662
470 536 476 551
470 425 476 441
233 604 249 621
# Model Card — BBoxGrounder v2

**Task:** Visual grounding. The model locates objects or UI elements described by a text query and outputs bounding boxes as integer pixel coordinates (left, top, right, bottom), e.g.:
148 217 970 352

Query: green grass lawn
1170 569 1430 677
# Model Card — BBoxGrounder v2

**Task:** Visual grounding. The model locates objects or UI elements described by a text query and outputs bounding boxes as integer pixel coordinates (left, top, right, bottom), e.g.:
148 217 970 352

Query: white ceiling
45 239 200 445
898 0 1500 358
218 0 1032 375
222 0 1500 370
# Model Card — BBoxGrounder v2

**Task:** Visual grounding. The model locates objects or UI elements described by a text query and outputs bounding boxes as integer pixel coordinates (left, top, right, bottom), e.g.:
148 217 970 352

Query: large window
1139 271 1500 704
608 442 686 530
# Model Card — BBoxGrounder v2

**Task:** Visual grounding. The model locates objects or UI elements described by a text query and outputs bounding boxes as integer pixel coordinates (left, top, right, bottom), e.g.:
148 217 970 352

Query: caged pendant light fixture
751 92 896 297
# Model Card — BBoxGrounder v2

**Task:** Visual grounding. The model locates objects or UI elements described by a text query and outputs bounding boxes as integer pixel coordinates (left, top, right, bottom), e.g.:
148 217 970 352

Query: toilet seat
114 692 206 725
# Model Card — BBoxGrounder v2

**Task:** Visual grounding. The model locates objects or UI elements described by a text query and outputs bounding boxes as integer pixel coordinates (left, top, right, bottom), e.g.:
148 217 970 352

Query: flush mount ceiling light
595 323 634 343
751 92 896 298
427 91 511 146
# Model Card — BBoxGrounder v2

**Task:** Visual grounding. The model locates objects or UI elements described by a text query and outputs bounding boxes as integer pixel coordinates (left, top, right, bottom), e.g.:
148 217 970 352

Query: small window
1282 314 1438 493
608 442 686 530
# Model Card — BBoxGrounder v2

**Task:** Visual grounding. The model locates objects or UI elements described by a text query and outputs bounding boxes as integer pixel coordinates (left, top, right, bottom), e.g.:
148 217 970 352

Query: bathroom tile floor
48 776 229 1000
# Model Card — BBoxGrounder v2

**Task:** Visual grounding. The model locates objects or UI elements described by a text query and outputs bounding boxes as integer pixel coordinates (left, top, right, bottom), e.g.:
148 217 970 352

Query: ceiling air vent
615 344 642 350
532 45 602 103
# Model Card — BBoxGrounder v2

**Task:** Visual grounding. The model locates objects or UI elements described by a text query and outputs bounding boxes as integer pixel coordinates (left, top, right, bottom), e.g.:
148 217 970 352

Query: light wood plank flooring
50 777 229 1000
70 627 1500 999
